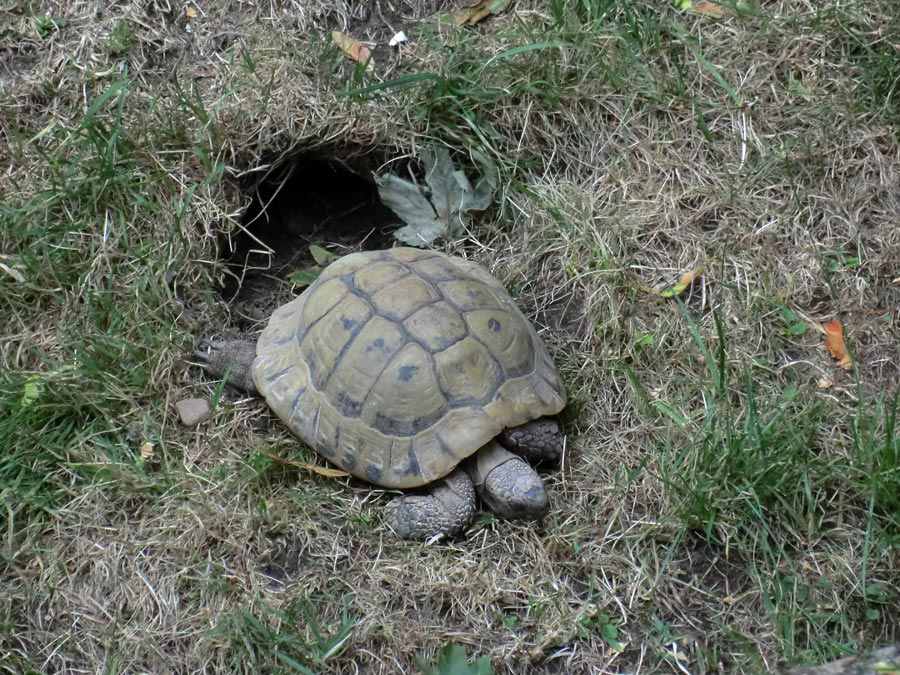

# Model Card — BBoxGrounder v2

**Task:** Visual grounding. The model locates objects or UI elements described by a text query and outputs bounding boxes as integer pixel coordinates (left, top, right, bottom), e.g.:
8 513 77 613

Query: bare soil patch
219 149 396 326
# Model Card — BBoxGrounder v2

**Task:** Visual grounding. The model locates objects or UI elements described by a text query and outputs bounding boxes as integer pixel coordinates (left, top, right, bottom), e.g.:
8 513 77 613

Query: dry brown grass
2 0 898 673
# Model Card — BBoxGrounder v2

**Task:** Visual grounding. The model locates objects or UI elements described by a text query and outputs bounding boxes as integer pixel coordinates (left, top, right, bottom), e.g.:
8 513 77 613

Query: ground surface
1 1 898 673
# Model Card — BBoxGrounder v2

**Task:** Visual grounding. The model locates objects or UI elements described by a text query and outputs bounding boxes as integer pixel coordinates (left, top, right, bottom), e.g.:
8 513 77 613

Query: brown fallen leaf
331 31 372 69
139 441 155 460
662 266 703 297
454 0 513 26
259 449 350 478
690 1 725 18
822 319 852 370
300 463 351 478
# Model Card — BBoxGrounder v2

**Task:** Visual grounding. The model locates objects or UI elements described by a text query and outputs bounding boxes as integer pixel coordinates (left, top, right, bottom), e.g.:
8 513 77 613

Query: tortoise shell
252 247 566 489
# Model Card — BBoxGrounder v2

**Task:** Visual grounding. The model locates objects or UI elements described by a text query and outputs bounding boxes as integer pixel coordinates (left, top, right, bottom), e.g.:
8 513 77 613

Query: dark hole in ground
220 152 396 326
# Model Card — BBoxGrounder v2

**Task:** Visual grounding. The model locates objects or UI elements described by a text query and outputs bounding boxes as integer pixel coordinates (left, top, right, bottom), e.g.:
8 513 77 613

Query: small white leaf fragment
389 31 408 47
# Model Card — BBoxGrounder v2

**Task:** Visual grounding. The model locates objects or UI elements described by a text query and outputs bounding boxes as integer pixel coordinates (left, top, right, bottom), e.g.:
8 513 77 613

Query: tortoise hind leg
385 469 477 540
499 417 564 465
195 339 259 395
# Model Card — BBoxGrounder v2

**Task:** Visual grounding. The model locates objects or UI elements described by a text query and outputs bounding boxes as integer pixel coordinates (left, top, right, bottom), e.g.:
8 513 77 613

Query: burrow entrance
220 150 397 327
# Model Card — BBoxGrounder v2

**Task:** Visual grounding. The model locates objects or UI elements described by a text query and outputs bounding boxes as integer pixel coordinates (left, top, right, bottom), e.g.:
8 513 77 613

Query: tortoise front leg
499 416 564 465
467 441 548 520
195 339 259 395
385 469 477 540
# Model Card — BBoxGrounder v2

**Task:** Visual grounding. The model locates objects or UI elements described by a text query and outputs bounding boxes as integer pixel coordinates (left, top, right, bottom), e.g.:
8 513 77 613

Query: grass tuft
220 597 356 675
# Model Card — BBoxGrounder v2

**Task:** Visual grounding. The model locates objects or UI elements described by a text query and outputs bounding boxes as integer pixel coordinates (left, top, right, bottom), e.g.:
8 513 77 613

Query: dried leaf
374 173 445 246
818 377 833 390
822 319 852 370
300 463 351 478
259 450 350 478
454 0 513 26
690 1 725 18
185 4 198 18
331 31 372 69
424 147 461 224
658 267 704 297
393 220 451 247
424 148 493 223
140 442 155 460
376 150 493 247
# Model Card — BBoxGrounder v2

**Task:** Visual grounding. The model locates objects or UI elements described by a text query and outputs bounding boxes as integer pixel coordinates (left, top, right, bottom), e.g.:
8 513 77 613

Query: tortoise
197 247 566 539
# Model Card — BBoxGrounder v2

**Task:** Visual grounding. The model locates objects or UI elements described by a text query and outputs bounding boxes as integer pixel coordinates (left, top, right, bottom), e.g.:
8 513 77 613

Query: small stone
176 398 211 427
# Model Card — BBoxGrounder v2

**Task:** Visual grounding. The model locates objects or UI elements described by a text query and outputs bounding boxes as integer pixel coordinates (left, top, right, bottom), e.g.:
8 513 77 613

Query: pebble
175 398 211 427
